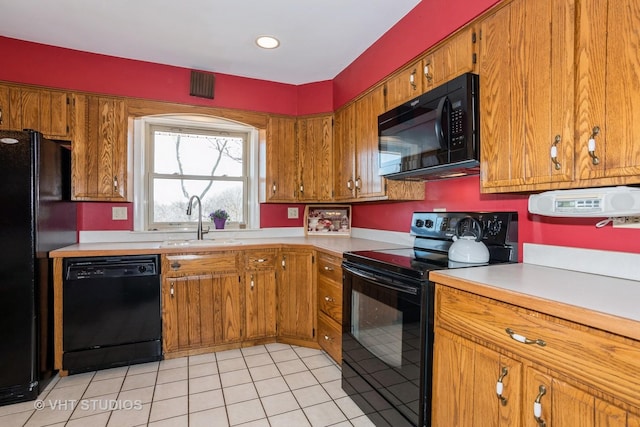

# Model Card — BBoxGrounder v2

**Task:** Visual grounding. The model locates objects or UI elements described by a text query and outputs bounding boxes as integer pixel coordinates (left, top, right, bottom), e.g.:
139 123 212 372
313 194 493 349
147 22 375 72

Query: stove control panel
411 211 518 246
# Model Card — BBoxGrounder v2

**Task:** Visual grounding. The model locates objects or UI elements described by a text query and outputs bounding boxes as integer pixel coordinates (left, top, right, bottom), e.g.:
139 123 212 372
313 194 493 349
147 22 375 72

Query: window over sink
132 115 260 231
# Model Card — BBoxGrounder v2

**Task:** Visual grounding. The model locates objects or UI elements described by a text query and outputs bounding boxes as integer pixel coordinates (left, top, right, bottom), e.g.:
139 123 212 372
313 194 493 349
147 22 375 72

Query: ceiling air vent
190 70 215 99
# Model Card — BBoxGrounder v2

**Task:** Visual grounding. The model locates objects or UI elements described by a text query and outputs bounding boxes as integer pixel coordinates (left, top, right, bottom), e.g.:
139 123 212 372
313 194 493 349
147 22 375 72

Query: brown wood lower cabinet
243 250 277 341
316 251 343 363
161 252 242 356
277 248 316 345
432 284 640 427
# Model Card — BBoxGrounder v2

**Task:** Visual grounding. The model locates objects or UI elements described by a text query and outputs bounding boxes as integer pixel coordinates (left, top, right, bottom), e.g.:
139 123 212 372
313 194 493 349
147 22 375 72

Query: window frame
132 115 260 232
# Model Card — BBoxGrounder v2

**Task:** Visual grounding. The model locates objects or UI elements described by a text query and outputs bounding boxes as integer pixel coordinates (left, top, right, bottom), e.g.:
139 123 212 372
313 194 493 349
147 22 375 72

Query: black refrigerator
0 130 77 406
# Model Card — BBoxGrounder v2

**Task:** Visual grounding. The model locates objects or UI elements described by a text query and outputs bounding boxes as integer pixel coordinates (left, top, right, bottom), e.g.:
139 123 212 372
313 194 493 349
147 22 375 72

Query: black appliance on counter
0 130 77 406
341 211 518 427
378 72 480 181
63 255 162 374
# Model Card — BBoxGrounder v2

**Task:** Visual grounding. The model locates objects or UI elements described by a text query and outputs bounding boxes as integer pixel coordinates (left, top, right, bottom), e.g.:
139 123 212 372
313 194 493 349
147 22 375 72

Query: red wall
3 1 640 255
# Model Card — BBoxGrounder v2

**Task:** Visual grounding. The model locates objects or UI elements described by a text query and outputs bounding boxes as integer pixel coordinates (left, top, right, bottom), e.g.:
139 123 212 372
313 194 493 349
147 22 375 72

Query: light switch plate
112 206 128 220
287 207 299 219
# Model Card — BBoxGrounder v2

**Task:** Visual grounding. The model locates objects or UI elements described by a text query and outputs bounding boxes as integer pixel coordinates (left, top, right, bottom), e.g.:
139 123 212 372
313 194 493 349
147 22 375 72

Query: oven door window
344 272 423 424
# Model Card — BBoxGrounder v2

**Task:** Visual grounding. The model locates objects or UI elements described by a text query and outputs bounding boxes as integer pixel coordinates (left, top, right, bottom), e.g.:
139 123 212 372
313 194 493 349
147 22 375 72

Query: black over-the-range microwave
378 72 480 180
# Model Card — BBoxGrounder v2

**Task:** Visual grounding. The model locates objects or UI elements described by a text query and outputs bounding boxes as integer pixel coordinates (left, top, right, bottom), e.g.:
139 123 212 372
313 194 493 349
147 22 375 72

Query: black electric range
341 211 518 427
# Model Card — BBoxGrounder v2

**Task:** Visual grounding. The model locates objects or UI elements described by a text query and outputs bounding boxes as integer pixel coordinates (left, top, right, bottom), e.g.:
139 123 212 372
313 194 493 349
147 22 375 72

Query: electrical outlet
612 216 640 228
112 206 128 220
287 207 299 219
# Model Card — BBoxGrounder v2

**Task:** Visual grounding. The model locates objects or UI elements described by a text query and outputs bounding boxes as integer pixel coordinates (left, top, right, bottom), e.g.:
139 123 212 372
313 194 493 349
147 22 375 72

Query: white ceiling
0 0 421 85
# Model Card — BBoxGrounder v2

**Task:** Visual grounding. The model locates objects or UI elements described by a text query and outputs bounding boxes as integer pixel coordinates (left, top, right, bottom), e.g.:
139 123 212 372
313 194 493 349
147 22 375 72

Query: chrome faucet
186 195 207 240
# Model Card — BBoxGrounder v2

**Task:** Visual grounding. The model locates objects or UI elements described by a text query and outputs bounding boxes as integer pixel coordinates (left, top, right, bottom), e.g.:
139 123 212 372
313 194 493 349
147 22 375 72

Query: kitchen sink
160 239 243 248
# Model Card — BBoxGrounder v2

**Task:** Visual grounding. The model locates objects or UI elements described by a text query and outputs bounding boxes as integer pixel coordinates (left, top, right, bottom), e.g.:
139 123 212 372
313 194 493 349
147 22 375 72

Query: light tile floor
0 343 375 427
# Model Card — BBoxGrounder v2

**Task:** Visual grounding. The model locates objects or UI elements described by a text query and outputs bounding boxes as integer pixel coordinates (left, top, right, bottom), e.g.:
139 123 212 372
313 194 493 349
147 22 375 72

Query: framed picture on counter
304 205 351 236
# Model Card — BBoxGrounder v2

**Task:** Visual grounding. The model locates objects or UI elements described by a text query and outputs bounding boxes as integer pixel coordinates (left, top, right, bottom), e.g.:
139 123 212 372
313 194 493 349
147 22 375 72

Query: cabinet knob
588 126 601 165
324 296 334 302
255 258 266 263
323 266 333 271
250 274 254 289
505 328 546 347
272 182 277 194
409 69 417 90
113 176 119 190
323 335 333 341
495 366 508 406
533 385 547 427
550 135 561 170
424 62 433 82
170 284 175 298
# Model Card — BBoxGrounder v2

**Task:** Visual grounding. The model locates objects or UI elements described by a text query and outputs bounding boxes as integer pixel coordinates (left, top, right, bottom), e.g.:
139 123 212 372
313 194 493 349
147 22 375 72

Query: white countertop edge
79 227 414 246
433 263 640 324
524 243 640 281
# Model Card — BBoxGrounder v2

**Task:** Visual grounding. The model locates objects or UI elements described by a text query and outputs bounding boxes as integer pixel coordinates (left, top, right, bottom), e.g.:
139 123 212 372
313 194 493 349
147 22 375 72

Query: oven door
342 261 432 427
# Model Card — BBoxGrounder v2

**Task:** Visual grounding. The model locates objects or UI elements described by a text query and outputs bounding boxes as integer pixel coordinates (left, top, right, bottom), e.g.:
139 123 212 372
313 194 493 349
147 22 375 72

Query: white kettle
448 217 490 264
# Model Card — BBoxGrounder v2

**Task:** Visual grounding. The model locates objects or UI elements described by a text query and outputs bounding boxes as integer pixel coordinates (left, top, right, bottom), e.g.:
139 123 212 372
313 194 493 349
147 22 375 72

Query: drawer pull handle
170 284 175 298
170 261 181 270
533 385 547 427
505 328 546 347
255 258 266 263
323 266 333 271
496 367 508 406
323 335 333 341
250 274 254 289
324 296 334 302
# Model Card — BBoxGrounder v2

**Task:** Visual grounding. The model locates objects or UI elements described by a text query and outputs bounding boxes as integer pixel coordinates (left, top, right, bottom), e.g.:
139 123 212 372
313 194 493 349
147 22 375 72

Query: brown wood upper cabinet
263 115 297 202
262 114 333 203
385 26 477 110
0 83 73 140
479 0 640 193
72 95 130 201
333 86 424 202
296 114 333 202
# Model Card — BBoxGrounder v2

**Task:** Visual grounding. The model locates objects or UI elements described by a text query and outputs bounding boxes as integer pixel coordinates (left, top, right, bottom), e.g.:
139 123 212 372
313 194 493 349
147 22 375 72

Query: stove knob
138 265 147 273
415 219 424 228
424 219 434 229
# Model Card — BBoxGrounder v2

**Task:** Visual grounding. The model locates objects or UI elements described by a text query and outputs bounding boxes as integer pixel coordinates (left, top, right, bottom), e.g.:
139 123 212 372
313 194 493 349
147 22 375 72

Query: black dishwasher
63 255 162 374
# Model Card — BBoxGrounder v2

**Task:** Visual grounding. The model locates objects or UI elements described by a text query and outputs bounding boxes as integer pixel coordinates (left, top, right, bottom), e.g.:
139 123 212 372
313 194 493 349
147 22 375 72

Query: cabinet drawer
318 311 341 364
435 285 640 409
163 252 238 275
318 276 342 323
244 250 277 270
317 252 342 283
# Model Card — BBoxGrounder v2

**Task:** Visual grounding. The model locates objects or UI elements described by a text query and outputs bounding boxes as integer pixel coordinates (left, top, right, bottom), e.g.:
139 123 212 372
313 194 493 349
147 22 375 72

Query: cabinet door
265 116 297 202
424 26 477 91
297 114 333 202
19 88 71 140
354 86 386 199
333 103 356 201
72 95 128 201
479 0 575 193
522 367 640 427
0 85 17 131
245 270 277 340
432 329 522 427
385 59 424 110
277 249 315 341
162 272 242 353
575 0 640 182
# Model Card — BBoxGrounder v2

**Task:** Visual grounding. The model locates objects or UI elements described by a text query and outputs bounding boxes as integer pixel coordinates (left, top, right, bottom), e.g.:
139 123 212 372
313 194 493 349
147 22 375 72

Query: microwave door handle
434 96 448 149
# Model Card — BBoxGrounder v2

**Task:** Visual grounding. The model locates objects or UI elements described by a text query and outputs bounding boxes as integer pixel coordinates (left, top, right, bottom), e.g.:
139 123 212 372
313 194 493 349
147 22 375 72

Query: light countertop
49 236 407 258
430 262 640 342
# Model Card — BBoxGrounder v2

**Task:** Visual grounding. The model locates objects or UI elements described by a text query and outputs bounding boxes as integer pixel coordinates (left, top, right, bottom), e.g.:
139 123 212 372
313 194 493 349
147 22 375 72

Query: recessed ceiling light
256 36 280 49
